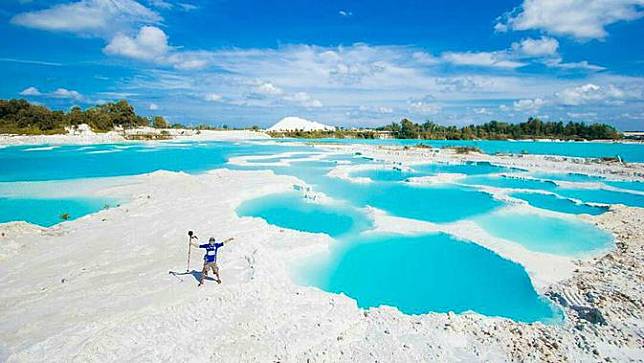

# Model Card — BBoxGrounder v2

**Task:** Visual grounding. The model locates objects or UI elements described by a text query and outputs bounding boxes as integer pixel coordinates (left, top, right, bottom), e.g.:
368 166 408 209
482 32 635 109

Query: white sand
0 142 643 361
0 127 268 146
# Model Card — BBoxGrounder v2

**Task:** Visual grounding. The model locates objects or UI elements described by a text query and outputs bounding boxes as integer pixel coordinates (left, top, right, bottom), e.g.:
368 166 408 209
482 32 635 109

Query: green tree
152 116 168 128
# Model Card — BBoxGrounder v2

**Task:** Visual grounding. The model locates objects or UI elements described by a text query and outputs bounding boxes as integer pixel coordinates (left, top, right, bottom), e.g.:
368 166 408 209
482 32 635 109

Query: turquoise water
1 139 636 322
415 161 522 175
461 175 558 191
555 188 644 208
352 168 421 182
476 211 613 256
0 197 114 227
299 233 560 323
604 180 644 192
352 161 519 182
274 138 644 162
0 141 306 182
511 192 607 215
359 183 503 223
532 172 604 183
236 192 372 237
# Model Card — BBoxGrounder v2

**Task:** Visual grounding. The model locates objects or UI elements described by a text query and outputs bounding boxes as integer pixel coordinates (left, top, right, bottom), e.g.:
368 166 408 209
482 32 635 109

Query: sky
1 0 643 130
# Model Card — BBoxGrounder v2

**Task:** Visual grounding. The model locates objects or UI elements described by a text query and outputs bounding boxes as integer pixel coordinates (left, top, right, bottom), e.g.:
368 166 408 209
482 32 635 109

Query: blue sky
1 0 643 129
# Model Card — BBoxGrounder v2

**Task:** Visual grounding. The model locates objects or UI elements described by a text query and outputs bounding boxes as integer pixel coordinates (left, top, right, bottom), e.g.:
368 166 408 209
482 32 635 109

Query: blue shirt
199 242 224 263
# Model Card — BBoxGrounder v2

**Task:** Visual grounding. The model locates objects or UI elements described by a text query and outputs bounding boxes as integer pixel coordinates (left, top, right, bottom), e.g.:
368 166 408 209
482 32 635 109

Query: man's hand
223 237 234 244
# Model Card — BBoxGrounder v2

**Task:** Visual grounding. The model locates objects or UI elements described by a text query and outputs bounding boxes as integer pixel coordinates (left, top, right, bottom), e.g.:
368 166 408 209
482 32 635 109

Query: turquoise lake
1 138 638 322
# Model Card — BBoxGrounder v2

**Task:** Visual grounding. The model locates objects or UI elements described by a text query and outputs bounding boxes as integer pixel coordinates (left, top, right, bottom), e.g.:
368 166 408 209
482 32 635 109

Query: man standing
191 236 234 286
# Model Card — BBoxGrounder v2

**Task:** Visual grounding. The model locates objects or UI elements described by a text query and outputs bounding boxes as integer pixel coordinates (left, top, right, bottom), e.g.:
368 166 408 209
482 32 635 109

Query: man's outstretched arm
222 237 234 245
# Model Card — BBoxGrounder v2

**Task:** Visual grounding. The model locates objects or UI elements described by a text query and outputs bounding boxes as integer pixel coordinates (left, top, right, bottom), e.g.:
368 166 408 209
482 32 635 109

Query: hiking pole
187 230 197 272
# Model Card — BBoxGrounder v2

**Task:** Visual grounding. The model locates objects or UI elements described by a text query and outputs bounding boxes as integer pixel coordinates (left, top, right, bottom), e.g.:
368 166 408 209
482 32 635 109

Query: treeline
378 118 622 140
0 99 169 134
268 117 622 140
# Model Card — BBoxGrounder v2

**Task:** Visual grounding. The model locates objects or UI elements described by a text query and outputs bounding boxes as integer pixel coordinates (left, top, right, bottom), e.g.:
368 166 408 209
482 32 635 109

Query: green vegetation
444 146 482 154
1 98 623 141
124 133 172 140
0 99 166 134
377 118 621 140
152 116 168 128
269 117 622 141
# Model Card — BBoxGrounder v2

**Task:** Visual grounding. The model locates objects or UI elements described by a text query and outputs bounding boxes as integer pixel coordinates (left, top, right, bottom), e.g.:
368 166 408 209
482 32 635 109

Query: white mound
268 116 335 132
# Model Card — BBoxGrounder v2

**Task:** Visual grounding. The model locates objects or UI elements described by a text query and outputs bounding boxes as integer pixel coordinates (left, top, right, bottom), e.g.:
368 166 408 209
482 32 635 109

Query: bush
444 146 482 154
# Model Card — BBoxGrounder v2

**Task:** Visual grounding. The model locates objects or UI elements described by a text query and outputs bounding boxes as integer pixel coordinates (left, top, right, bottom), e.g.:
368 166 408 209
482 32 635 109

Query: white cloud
149 103 159 110
567 111 597 119
204 93 222 102
52 88 83 100
19 86 41 96
473 107 491 115
11 0 160 36
118 44 644 128
555 83 627 105
442 37 600 71
441 51 526 69
148 0 172 9
513 97 546 111
493 22 508 33
283 92 323 108
497 0 644 40
177 3 198 11
339 10 353 17
104 26 210 70
511 36 559 57
408 101 441 114
254 82 283 96
411 51 440 65
104 26 168 61
165 52 210 70
544 58 606 71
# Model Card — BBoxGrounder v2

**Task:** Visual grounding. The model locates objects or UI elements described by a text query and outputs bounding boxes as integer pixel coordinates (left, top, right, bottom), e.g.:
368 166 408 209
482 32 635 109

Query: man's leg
213 263 221 283
199 264 208 286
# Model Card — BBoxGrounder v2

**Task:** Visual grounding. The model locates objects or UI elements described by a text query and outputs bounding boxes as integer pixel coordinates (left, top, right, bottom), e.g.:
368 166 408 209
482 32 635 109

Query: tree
152 116 168 128
398 118 419 139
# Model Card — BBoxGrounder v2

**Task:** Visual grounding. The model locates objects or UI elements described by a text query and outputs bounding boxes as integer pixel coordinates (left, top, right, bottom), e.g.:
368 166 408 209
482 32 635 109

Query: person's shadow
169 270 217 283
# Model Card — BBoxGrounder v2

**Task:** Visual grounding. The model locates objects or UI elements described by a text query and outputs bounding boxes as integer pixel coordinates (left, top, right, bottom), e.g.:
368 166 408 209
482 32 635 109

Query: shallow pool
555 188 644 208
351 167 421 182
0 197 115 227
476 210 613 256
415 161 521 176
462 175 558 191
511 192 607 215
236 192 372 237
298 233 561 323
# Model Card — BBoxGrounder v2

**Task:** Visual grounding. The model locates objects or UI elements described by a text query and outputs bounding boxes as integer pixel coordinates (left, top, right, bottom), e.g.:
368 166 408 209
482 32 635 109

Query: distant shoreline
0 127 269 146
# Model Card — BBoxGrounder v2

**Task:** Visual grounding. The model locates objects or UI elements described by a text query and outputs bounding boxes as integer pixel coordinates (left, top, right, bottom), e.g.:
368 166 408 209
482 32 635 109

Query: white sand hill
268 116 336 132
